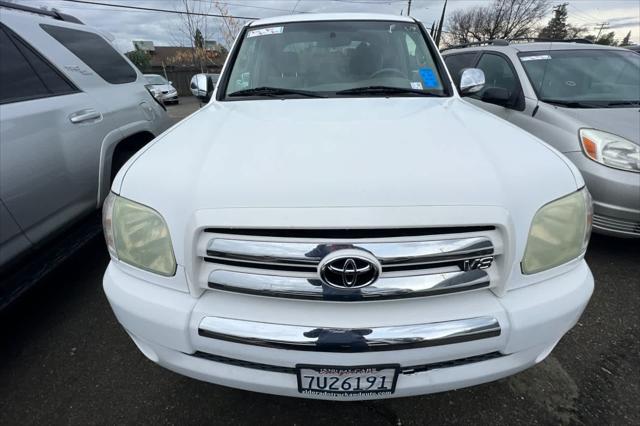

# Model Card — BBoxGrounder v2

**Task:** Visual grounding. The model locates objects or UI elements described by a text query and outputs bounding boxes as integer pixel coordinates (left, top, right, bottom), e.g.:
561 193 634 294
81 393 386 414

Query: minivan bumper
564 152 640 238
104 259 593 400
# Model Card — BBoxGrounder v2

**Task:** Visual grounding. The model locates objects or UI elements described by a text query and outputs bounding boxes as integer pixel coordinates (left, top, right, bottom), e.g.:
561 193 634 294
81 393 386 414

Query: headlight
522 188 592 275
102 193 177 276
580 129 640 172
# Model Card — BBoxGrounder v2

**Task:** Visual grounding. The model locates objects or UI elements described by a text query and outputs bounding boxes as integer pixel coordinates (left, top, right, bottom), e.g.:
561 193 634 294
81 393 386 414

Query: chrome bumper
198 316 501 352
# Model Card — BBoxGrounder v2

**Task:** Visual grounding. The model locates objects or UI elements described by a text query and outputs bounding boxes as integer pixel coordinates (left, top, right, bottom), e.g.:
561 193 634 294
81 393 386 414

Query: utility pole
595 22 609 40
407 0 412 16
435 0 448 48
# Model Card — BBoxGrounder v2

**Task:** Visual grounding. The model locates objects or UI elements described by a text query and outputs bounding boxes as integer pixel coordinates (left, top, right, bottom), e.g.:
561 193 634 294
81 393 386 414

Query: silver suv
0 2 171 304
442 40 640 238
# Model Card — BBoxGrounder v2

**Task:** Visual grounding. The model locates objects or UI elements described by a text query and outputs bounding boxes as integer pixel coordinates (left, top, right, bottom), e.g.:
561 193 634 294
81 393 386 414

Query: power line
60 0 258 20
191 0 306 14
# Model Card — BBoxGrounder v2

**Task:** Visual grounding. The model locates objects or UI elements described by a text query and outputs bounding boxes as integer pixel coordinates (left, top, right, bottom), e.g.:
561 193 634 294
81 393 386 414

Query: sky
13 0 640 52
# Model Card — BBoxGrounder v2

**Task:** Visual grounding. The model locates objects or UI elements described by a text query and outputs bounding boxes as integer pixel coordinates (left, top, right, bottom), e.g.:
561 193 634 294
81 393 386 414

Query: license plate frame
296 364 400 398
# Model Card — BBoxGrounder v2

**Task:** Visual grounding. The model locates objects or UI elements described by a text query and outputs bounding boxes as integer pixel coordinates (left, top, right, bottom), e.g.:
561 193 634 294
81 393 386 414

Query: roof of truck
249 13 414 27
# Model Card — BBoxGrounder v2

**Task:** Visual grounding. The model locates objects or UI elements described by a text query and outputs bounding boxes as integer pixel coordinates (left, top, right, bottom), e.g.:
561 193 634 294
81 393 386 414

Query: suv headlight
103 193 177 276
580 129 640 172
521 188 592 275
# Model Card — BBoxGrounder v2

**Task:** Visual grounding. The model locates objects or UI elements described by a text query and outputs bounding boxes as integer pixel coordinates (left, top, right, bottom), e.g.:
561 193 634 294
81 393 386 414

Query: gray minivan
443 40 640 238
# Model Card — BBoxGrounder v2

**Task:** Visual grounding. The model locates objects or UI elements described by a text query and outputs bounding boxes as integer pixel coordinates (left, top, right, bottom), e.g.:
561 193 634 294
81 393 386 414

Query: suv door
0 25 112 246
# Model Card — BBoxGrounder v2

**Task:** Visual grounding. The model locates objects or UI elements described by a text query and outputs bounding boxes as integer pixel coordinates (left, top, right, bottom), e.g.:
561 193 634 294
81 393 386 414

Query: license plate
296 364 399 398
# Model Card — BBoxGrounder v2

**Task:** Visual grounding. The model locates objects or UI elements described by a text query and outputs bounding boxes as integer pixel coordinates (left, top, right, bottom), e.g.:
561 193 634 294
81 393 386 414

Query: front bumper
564 152 640 237
161 93 178 102
104 260 593 400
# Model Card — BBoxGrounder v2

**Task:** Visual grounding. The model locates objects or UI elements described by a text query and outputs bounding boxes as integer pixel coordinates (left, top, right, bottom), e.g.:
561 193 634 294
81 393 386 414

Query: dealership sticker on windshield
419 68 438 88
247 26 284 38
520 55 552 61
411 82 424 90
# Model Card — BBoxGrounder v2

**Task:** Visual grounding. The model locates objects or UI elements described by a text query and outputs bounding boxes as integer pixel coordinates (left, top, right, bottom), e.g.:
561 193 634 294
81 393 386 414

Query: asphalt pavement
165 96 203 123
0 98 638 425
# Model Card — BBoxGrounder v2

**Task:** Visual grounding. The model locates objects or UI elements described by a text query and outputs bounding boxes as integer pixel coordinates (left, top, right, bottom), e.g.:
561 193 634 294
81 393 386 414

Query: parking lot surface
1 231 638 425
165 96 202 124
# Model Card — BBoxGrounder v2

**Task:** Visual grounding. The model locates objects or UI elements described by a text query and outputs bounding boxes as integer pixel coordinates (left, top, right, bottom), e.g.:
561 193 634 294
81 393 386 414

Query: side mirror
459 68 485 95
190 74 213 102
168 81 173 85
481 87 512 107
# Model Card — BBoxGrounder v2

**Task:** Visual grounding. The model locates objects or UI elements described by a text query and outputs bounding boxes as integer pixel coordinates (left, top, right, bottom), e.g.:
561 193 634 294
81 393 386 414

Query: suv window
0 26 77 104
41 24 137 84
472 53 520 101
443 52 479 87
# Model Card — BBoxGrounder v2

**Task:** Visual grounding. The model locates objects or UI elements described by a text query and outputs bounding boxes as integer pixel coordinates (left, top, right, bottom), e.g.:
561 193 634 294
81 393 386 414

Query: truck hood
558 107 640 145
120 97 579 213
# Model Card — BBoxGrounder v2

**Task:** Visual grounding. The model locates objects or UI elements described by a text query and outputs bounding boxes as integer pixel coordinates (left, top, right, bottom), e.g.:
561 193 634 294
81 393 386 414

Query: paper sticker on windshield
419 68 438 88
247 26 283 38
411 82 424 90
521 55 552 61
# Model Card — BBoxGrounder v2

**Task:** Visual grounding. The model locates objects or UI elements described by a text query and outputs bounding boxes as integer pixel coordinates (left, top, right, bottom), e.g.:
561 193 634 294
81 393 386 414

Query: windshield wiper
606 100 640 107
335 86 444 97
541 99 601 108
228 86 326 98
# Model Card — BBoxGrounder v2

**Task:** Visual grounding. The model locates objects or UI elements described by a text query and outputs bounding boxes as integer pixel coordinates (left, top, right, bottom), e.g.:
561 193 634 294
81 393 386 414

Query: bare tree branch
446 0 551 45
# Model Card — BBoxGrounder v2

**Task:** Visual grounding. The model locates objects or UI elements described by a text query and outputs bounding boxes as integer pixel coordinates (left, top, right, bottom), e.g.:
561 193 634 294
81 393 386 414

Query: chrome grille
199 228 501 301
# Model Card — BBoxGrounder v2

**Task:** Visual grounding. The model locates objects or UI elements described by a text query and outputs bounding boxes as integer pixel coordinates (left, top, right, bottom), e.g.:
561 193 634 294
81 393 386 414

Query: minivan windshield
519 49 640 108
145 75 168 85
223 20 448 99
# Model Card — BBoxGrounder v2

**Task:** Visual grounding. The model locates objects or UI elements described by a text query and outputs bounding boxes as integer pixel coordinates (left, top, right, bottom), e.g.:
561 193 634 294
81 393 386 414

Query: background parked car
144 73 179 104
442 40 640 238
190 73 219 102
0 2 171 308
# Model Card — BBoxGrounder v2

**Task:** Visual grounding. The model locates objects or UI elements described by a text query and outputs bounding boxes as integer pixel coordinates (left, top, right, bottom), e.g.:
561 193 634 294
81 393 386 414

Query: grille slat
593 214 640 235
204 226 495 239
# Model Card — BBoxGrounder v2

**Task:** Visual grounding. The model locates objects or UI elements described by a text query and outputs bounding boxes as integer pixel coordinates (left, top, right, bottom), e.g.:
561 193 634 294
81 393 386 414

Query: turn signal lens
580 129 640 172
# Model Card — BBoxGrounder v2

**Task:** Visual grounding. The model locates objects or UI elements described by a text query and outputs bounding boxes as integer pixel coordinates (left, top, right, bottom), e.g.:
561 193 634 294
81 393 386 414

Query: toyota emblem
318 251 380 289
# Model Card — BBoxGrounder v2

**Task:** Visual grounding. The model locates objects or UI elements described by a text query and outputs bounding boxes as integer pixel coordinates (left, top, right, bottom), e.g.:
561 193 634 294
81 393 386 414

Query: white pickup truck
103 13 594 400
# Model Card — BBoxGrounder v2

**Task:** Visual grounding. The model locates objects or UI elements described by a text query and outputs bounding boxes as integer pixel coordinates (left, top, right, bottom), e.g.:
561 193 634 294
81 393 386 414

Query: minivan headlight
580 129 640 172
103 193 177 276
521 188 592 275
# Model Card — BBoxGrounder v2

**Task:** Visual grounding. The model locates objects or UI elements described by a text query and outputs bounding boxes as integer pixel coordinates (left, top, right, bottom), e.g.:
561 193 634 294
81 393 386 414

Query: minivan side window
0 27 77 104
41 24 137 84
443 52 479 87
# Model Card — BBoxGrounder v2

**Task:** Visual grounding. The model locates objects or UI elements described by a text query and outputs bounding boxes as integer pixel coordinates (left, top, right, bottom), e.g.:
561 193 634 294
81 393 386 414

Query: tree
212 1 244 49
125 48 151 71
170 0 215 71
446 0 551 45
620 30 632 46
538 3 568 39
594 31 618 46
194 28 204 49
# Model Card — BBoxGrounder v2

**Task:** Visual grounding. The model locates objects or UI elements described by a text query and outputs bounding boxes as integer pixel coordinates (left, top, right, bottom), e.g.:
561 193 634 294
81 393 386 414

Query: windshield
222 20 448 99
145 75 167 85
519 49 640 107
